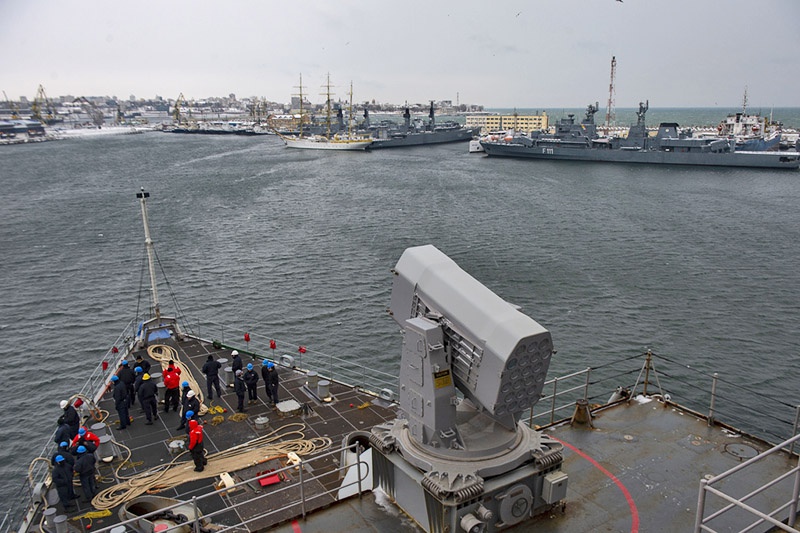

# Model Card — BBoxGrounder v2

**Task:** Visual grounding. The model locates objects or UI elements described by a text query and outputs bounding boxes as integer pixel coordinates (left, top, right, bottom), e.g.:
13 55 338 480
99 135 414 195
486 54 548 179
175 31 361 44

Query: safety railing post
356 443 363 499
694 479 708 533
643 350 652 395
221 324 225 345
550 377 559 425
583 367 591 401
192 496 200 533
789 453 800 527
299 459 306 519
790 405 800 457
708 373 718 427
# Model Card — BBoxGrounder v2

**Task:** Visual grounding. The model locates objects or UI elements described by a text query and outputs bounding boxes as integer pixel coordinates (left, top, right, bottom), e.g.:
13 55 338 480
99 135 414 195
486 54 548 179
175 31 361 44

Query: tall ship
363 102 479 149
277 76 372 151
480 101 800 169
12 190 800 533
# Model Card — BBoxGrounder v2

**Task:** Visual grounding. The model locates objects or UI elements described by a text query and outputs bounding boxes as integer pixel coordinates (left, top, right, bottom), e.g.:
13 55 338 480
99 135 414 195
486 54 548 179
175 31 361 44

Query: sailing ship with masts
276 74 372 151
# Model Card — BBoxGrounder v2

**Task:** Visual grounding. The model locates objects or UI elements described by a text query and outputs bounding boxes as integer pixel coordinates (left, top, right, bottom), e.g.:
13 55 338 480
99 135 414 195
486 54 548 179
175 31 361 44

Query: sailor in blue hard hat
51 454 77 510
73 444 97 502
176 382 193 431
264 360 280 406
244 362 259 405
110 375 119 382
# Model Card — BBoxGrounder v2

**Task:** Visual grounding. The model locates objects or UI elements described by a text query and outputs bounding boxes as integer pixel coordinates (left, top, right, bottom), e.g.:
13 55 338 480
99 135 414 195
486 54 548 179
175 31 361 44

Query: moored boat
480 101 800 169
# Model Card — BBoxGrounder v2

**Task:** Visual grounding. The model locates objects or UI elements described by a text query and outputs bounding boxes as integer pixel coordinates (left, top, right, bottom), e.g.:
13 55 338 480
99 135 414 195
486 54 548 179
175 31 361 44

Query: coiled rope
91 422 331 510
147 344 208 416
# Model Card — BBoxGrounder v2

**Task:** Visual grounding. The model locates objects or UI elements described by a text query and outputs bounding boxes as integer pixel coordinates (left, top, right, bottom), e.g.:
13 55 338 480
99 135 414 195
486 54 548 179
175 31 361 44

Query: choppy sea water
1 113 799 518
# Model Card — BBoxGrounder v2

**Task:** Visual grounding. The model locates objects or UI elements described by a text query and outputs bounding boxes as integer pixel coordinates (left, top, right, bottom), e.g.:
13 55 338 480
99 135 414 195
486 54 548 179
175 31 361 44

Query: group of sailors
228 350 281 412
52 349 282 512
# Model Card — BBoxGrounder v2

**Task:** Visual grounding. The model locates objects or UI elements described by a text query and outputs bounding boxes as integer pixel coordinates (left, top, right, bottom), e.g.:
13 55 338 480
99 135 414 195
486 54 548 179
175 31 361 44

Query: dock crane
3 91 20 119
31 84 60 125
73 97 105 127
172 93 189 123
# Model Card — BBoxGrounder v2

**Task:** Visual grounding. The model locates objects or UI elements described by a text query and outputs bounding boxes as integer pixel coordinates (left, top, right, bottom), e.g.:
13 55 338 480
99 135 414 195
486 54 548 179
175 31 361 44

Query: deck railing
185 318 400 400
694 433 800 533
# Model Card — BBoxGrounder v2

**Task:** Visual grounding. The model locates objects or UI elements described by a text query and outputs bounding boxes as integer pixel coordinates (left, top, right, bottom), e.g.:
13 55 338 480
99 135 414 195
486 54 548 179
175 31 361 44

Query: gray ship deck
38 336 799 533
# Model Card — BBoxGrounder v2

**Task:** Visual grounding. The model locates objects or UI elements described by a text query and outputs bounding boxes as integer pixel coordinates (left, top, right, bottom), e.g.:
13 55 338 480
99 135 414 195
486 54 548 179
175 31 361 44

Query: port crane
73 97 105 127
3 91 20 119
172 93 191 123
31 84 60 124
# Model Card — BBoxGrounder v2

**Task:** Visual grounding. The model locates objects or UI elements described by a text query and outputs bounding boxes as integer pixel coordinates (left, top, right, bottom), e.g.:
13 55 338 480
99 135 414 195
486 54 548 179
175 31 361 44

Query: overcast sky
2 0 798 108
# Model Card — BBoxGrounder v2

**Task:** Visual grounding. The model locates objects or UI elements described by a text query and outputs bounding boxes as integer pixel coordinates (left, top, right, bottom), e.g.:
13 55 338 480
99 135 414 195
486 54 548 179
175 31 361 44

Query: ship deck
38 336 799 533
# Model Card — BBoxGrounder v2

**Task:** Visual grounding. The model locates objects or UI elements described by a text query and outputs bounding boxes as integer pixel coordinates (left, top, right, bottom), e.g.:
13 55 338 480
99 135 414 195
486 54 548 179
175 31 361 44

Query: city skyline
2 0 798 109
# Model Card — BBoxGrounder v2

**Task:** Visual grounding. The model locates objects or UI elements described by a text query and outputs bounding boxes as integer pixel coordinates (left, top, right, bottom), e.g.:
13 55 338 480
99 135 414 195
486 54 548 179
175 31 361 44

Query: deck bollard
317 380 330 400
224 366 233 387
54 514 68 533
43 507 57 530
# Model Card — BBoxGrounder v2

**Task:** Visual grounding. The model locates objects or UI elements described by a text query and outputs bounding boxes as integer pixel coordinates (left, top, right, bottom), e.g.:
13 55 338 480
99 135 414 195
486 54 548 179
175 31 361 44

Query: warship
363 103 479 149
12 190 800 533
480 101 800 169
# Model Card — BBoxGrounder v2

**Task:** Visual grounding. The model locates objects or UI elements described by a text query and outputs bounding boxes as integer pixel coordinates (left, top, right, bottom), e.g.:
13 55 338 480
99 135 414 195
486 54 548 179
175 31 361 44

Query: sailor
51 441 75 470
52 455 77 511
231 350 243 381
234 369 246 412
60 399 81 439
70 426 100 454
111 374 131 429
183 409 198 436
117 359 136 405
132 366 144 407
261 360 273 404
188 419 207 472
54 416 72 445
138 373 159 425
73 445 97 503
176 381 192 430
265 362 280 405
134 354 151 375
244 363 259 404
162 362 181 412
201 354 223 400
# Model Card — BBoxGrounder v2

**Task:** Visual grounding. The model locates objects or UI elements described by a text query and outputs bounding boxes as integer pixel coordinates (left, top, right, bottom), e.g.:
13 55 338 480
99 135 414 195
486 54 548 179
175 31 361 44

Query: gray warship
12 190 800 533
361 102 479 149
480 101 800 169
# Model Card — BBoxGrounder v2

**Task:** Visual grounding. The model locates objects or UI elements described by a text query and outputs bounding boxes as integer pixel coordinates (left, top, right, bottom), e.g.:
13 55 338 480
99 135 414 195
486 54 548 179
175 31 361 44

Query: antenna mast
604 56 617 134
137 188 160 318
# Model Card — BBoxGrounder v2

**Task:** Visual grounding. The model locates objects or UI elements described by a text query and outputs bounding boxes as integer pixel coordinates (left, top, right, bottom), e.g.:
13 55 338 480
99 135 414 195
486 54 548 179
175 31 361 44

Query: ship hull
283 137 372 150
368 127 478 149
481 141 800 169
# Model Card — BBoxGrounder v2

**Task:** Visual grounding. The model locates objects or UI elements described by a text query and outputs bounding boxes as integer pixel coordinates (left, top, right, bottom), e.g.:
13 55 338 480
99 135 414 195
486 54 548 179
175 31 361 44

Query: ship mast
294 74 305 137
136 187 160 319
604 55 617 134
348 81 355 137
322 73 333 138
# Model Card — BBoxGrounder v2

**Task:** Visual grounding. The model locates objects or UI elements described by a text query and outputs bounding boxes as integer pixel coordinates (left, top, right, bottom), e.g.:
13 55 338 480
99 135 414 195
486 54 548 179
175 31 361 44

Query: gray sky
2 0 798 108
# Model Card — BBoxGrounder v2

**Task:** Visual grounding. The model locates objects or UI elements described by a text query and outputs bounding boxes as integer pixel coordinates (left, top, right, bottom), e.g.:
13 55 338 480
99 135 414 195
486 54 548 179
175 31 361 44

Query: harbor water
1 115 800 517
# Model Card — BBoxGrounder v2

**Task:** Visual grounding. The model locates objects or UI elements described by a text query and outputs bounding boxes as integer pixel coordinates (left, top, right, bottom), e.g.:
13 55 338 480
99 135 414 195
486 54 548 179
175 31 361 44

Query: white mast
137 187 160 318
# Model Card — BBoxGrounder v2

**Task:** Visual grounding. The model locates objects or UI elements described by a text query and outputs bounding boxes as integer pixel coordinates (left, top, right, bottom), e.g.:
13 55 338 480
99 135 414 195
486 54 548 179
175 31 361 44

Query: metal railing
694 433 800 533
10 319 140 533
185 318 400 399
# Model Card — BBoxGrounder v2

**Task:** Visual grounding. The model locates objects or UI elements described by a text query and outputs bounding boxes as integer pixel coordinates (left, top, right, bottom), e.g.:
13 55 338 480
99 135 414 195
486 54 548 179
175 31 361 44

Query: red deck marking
551 436 640 533
291 519 302 533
